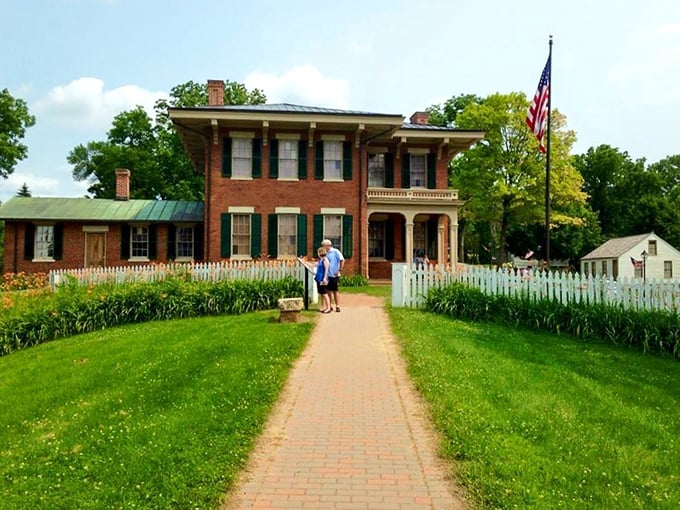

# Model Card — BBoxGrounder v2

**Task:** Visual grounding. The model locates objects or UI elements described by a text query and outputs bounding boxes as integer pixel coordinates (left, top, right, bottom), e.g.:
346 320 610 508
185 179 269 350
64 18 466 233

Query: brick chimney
115 169 130 201
207 79 224 106
409 111 429 125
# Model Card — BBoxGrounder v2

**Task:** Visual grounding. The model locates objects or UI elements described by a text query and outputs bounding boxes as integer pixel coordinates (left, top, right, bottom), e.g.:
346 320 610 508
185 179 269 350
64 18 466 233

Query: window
279 140 298 179
634 264 643 278
648 240 657 256
324 215 342 248
591 261 596 276
176 226 194 259
601 260 607 276
232 214 251 256
410 154 426 187
369 221 385 258
664 261 673 278
324 141 343 180
278 214 297 258
414 221 427 254
131 226 149 259
232 138 253 178
35 225 54 259
368 154 385 187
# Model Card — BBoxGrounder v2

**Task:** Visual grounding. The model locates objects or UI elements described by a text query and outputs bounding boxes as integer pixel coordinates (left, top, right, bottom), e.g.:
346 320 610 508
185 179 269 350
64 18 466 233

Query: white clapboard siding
392 263 680 312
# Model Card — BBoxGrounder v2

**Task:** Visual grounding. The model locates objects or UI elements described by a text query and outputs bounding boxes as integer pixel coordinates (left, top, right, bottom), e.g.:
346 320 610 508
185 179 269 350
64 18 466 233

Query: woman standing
315 247 332 313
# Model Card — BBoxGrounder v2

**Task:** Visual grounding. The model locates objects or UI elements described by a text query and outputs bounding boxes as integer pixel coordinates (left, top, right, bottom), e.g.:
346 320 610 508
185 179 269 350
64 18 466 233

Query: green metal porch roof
0 197 204 223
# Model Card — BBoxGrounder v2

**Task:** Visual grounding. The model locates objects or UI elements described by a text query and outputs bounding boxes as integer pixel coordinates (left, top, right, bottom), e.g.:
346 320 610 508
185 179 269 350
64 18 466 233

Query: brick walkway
223 294 467 509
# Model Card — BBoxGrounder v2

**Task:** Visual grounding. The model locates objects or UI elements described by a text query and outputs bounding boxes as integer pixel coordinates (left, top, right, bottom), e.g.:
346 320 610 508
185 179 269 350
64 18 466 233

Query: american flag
526 55 551 153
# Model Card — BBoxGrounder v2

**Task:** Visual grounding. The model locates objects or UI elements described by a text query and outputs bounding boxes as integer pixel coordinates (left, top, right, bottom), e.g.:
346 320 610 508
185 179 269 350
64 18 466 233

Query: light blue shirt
325 247 344 277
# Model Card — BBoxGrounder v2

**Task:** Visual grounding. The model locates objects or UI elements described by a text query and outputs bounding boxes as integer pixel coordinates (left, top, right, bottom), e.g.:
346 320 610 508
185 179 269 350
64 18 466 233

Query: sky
2 0 679 202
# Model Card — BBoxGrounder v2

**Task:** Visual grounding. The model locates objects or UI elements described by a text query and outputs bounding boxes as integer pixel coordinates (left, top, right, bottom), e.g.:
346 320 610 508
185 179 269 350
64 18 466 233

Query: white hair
321 239 332 246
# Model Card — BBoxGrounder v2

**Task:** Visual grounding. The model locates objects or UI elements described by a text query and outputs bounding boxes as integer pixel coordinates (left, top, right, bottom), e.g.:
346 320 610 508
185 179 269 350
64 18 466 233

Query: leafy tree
16 182 31 197
441 92 587 263
426 94 482 127
0 89 36 180
68 80 266 200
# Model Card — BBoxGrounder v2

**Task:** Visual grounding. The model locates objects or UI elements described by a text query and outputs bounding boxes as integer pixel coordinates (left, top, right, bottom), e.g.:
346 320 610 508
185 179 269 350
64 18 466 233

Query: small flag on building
524 249 535 260
526 55 551 153
630 256 642 268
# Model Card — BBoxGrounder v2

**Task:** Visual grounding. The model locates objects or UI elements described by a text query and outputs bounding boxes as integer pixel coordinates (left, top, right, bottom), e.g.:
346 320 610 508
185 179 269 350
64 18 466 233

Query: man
321 239 344 312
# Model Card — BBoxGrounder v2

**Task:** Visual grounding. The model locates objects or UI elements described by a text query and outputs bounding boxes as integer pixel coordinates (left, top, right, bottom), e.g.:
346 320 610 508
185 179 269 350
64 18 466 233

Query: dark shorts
317 282 328 295
327 276 339 292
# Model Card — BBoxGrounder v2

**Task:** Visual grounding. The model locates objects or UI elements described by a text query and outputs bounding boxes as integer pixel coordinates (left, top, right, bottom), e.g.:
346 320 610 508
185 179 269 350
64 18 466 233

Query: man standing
321 239 344 312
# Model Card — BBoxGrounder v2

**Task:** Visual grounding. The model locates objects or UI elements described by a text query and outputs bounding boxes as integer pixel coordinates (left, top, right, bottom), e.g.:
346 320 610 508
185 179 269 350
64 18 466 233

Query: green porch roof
0 197 204 223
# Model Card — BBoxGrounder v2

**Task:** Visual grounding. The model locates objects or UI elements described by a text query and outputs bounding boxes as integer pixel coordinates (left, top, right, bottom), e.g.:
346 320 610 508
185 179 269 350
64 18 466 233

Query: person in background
321 239 344 312
315 247 332 313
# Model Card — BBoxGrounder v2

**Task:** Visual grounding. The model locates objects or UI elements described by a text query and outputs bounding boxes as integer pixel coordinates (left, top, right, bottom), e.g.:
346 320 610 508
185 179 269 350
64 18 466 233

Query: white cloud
245 65 350 109
33 77 168 130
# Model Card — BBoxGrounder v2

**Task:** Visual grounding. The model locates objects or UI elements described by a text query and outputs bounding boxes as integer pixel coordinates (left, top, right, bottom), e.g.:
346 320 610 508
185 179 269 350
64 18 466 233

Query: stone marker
278 297 304 323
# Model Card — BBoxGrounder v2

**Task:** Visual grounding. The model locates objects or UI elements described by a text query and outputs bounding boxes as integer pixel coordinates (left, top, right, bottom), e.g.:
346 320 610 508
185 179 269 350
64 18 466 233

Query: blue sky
2 0 679 202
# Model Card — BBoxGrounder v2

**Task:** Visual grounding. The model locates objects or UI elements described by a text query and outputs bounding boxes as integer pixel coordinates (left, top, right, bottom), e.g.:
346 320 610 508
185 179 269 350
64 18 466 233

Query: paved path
223 294 467 509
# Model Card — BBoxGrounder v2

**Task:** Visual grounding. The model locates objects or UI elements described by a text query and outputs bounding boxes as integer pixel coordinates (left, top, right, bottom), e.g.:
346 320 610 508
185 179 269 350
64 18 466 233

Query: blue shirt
325 247 344 277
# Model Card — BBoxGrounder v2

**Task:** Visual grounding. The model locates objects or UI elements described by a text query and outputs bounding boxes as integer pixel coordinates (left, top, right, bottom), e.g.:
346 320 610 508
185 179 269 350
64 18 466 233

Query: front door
85 232 106 268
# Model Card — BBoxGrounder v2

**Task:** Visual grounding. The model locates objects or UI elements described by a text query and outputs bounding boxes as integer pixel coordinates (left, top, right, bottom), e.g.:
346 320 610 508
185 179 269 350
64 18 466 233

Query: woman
315 247 332 313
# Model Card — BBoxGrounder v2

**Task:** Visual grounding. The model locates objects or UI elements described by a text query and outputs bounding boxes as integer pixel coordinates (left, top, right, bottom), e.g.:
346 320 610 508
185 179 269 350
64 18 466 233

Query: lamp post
641 250 648 283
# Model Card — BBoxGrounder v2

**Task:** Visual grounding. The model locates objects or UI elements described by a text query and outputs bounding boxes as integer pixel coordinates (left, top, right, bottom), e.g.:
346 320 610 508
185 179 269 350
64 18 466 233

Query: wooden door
85 232 106 268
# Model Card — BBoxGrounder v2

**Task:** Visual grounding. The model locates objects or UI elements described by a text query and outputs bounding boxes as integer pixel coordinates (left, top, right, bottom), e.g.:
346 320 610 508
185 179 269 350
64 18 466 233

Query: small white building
580 233 680 280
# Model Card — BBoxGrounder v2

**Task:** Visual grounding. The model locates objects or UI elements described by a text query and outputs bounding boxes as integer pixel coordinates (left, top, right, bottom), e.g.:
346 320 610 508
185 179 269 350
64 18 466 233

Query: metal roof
0 197 204 223
580 233 650 259
177 103 403 117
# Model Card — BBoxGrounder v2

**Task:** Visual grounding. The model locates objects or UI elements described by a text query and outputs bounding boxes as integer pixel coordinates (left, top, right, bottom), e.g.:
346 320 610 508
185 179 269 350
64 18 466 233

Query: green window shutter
297 214 307 256
401 154 411 188
269 139 279 179
53 224 64 260
121 224 130 259
385 220 395 259
250 214 262 258
222 138 232 178
148 225 158 260
298 140 307 179
385 153 394 188
427 153 436 189
313 214 324 250
193 224 204 260
220 213 231 258
314 141 324 179
252 138 262 178
167 225 176 260
427 219 438 260
268 214 278 258
342 215 353 258
24 224 35 260
342 141 353 180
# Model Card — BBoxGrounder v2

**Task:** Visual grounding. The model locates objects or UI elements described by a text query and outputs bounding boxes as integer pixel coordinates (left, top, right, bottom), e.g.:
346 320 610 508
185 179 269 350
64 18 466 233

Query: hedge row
1 276 303 356
425 284 680 359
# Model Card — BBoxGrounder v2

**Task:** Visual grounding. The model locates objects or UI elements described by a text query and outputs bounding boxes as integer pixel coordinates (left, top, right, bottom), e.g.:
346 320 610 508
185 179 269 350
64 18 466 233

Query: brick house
168 79 483 278
0 80 483 277
0 170 204 273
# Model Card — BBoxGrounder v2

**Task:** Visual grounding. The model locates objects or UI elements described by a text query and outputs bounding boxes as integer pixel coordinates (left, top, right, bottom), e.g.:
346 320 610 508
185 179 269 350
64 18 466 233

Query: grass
342 283 391 300
0 312 314 509
389 308 680 510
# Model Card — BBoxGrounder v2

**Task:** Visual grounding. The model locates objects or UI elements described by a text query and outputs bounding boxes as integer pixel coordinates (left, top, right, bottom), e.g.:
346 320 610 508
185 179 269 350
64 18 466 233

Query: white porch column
437 223 445 264
405 222 414 268
449 219 458 266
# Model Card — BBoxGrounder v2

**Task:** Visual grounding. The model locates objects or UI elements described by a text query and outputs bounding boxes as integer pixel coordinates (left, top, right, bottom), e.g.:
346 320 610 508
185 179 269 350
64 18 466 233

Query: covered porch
364 188 463 279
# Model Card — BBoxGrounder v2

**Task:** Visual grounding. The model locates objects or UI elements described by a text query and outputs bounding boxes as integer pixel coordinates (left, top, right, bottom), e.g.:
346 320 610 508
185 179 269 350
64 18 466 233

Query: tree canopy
0 89 36 180
68 80 266 200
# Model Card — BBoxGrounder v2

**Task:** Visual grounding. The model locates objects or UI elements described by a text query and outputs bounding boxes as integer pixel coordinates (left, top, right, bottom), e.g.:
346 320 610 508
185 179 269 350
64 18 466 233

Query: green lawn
390 308 680 510
343 283 391 300
0 312 313 509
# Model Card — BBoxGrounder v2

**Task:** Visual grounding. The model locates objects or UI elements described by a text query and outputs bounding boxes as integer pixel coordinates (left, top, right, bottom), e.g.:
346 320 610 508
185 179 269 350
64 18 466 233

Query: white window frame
231 214 251 260
175 225 194 262
277 214 297 259
279 140 298 180
368 153 385 188
664 260 673 278
232 138 253 179
34 225 55 261
410 154 427 188
648 240 658 256
368 221 386 259
323 141 343 181
323 215 343 249
129 225 150 261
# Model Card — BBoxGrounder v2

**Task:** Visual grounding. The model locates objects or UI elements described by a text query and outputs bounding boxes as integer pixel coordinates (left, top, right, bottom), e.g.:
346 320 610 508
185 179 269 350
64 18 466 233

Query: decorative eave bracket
308 122 316 147
395 136 407 159
437 138 450 160
355 123 365 148
211 119 219 145
262 120 269 146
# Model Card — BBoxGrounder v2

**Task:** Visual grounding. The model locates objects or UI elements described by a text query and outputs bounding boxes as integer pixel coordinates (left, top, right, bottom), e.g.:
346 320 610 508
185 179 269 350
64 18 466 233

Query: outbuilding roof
0 197 204 223
580 233 650 260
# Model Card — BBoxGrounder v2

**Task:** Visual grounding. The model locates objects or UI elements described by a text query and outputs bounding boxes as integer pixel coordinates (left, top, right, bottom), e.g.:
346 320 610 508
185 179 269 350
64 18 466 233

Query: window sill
231 255 252 261
175 257 193 263
278 177 299 182
32 257 55 263
230 176 253 181
323 178 345 183
369 257 387 262
129 257 150 262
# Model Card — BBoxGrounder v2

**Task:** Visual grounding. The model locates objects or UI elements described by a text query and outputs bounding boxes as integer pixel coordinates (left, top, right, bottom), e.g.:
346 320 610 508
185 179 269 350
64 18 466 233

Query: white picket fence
49 260 309 289
391 263 680 312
